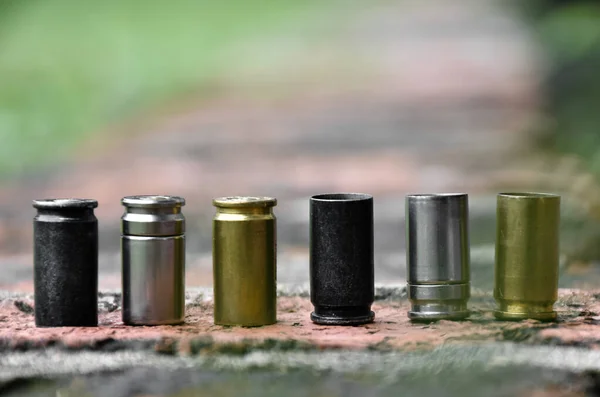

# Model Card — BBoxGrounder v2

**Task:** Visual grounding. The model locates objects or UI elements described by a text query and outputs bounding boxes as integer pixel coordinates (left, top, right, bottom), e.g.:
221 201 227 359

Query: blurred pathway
0 0 541 291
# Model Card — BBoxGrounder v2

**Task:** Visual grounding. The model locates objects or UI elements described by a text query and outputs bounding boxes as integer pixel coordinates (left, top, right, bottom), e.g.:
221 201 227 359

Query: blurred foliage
0 0 329 177
521 0 600 173
520 0 600 262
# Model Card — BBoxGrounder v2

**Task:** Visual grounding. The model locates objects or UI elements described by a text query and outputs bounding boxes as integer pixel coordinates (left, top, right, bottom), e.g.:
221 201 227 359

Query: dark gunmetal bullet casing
33 198 98 327
494 192 560 321
213 196 277 326
310 193 374 325
406 194 470 321
121 195 186 326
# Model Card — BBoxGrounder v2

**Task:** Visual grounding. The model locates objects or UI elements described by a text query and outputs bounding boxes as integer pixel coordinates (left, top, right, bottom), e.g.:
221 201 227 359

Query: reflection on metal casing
121 195 186 325
406 193 470 321
494 192 560 321
310 193 375 325
33 198 99 327
212 196 277 326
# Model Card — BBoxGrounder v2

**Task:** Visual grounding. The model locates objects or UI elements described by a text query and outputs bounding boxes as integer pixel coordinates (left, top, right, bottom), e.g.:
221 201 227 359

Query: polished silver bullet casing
121 195 185 325
406 193 470 321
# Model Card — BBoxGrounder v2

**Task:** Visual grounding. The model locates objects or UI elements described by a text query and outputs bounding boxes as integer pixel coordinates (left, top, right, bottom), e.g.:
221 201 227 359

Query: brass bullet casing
212 196 277 326
494 192 560 321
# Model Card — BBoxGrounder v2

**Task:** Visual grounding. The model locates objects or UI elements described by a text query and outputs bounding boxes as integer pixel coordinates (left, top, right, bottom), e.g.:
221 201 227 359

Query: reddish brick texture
0 289 597 354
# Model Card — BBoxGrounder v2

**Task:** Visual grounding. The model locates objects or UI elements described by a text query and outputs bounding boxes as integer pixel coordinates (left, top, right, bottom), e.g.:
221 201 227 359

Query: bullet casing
310 193 375 325
213 196 277 326
121 195 185 325
494 193 560 321
406 194 470 321
33 198 98 327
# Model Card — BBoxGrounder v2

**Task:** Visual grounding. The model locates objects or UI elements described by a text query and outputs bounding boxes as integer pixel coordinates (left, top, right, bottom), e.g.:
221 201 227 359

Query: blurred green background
524 0 600 173
0 0 333 176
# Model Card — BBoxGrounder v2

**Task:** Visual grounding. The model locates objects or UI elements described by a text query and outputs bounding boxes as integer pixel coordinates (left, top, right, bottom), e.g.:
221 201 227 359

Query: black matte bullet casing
310 193 375 325
33 199 99 327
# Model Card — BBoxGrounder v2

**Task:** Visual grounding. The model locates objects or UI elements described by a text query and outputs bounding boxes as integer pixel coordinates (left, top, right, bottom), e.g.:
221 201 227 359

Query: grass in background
0 0 330 177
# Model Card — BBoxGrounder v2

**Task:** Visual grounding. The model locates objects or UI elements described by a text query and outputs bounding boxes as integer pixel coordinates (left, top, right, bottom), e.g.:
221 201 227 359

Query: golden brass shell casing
494 192 560 321
212 196 277 326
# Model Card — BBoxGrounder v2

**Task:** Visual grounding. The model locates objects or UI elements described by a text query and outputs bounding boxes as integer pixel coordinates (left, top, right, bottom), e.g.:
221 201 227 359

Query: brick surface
0 288 597 354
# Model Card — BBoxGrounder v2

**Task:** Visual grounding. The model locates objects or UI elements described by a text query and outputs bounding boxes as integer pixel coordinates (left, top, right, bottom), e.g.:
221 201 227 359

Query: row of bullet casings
31 192 560 327
406 192 560 322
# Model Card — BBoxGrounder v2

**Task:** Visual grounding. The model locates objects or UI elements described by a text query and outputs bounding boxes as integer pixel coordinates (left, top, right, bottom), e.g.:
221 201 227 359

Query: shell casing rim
493 300 557 321
213 196 277 209
33 198 98 209
408 283 470 320
493 310 557 321
122 195 185 208
405 192 468 201
408 306 470 321
310 310 375 326
213 319 277 327
497 192 560 200
122 318 185 326
310 192 372 202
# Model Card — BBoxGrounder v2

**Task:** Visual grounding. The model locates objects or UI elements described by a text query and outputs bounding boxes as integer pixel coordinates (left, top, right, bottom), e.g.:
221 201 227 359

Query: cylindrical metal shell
33 198 98 327
310 193 374 325
494 192 560 321
121 195 185 325
406 194 470 321
213 196 277 326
